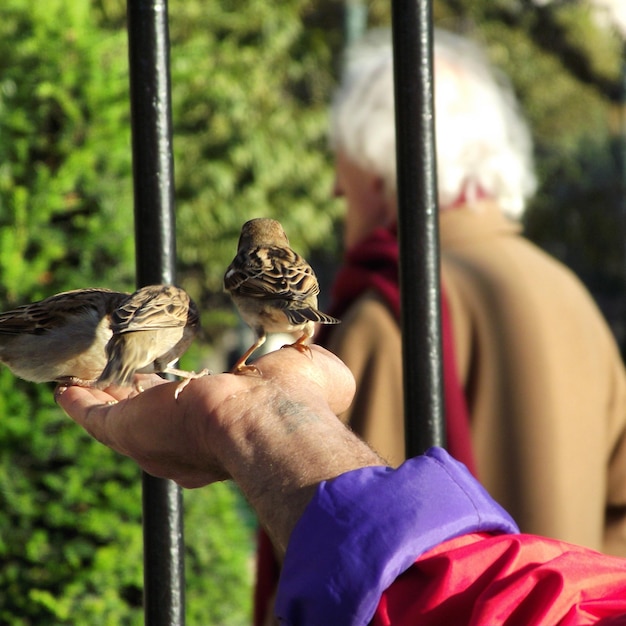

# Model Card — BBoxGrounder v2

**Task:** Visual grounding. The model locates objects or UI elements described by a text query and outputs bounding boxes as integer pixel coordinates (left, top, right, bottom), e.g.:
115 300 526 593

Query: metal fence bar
391 0 446 457
126 0 185 624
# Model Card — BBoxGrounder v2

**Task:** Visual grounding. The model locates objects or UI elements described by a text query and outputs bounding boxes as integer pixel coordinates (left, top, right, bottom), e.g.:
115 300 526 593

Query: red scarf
319 226 477 475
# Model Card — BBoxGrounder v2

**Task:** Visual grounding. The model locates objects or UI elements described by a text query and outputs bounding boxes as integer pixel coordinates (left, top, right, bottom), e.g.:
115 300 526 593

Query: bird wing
224 246 320 303
0 289 127 335
111 285 199 334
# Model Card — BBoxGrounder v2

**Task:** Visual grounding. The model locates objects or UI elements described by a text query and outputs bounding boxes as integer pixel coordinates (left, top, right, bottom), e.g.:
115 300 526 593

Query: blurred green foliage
0 0 136 305
0 0 623 623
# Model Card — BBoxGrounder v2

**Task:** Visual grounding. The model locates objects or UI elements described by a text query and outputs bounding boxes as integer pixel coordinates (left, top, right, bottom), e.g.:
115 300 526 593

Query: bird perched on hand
224 218 340 374
0 284 205 398
96 284 207 397
0 288 129 386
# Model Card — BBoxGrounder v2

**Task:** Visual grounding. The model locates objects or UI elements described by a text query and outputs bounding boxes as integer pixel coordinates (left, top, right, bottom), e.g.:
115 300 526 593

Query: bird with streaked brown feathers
0 284 206 397
224 218 340 374
0 288 128 386
97 284 207 397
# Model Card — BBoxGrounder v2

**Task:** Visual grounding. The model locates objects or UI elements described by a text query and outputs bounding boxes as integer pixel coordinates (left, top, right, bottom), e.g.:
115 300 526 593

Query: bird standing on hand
0 284 205 398
224 218 340 374
97 284 207 397
0 288 129 386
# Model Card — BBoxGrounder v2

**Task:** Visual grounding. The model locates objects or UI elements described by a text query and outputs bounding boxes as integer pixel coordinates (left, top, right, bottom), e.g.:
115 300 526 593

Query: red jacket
375 532 626 625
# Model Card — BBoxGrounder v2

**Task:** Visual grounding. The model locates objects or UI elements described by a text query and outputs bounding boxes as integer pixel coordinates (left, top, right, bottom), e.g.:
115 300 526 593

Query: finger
55 384 119 446
308 345 356 415
132 373 170 390
251 345 355 415
103 373 169 400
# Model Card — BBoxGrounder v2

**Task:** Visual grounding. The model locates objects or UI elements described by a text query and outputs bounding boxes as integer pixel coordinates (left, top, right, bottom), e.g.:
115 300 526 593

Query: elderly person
324 27 626 556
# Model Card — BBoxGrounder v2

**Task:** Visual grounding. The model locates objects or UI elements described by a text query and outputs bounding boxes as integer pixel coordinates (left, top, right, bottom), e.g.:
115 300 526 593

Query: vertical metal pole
391 0 446 457
127 0 185 624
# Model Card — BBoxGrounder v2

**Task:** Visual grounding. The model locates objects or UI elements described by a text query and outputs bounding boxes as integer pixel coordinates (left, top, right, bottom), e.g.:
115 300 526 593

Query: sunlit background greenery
0 0 623 623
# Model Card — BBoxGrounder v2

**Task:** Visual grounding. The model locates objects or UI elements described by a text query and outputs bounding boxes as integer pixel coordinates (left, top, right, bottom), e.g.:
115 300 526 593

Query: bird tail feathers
285 308 340 326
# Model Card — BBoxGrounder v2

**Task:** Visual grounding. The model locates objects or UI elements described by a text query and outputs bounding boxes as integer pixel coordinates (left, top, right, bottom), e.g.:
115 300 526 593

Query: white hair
329 28 537 219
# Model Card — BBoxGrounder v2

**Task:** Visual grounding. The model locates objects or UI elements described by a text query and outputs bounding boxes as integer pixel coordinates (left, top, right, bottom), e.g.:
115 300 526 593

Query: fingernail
54 386 68 403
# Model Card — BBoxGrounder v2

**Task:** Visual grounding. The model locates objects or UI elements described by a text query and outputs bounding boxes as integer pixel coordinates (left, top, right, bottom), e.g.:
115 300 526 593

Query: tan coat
327 202 626 556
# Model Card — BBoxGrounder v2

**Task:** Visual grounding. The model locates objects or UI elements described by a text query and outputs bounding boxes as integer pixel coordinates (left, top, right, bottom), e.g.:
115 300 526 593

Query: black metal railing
127 0 185 624
392 1 446 457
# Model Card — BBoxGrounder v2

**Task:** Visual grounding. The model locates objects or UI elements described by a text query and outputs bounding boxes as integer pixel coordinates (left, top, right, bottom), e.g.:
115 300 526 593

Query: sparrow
0 285 206 398
224 218 340 374
0 288 130 386
96 284 208 398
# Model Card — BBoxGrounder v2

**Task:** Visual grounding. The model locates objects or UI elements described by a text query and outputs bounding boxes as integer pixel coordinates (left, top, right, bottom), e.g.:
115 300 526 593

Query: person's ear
370 175 389 209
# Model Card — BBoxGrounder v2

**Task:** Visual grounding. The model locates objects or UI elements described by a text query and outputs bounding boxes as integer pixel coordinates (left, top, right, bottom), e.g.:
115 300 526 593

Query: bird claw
173 369 211 401
231 363 262 376
281 341 312 358
56 375 99 388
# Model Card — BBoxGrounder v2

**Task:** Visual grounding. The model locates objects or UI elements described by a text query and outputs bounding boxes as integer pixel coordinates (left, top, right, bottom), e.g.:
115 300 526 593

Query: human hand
55 345 357 490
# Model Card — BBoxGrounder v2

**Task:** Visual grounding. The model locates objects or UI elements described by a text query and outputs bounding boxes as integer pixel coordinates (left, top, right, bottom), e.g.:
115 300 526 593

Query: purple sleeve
274 447 519 625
